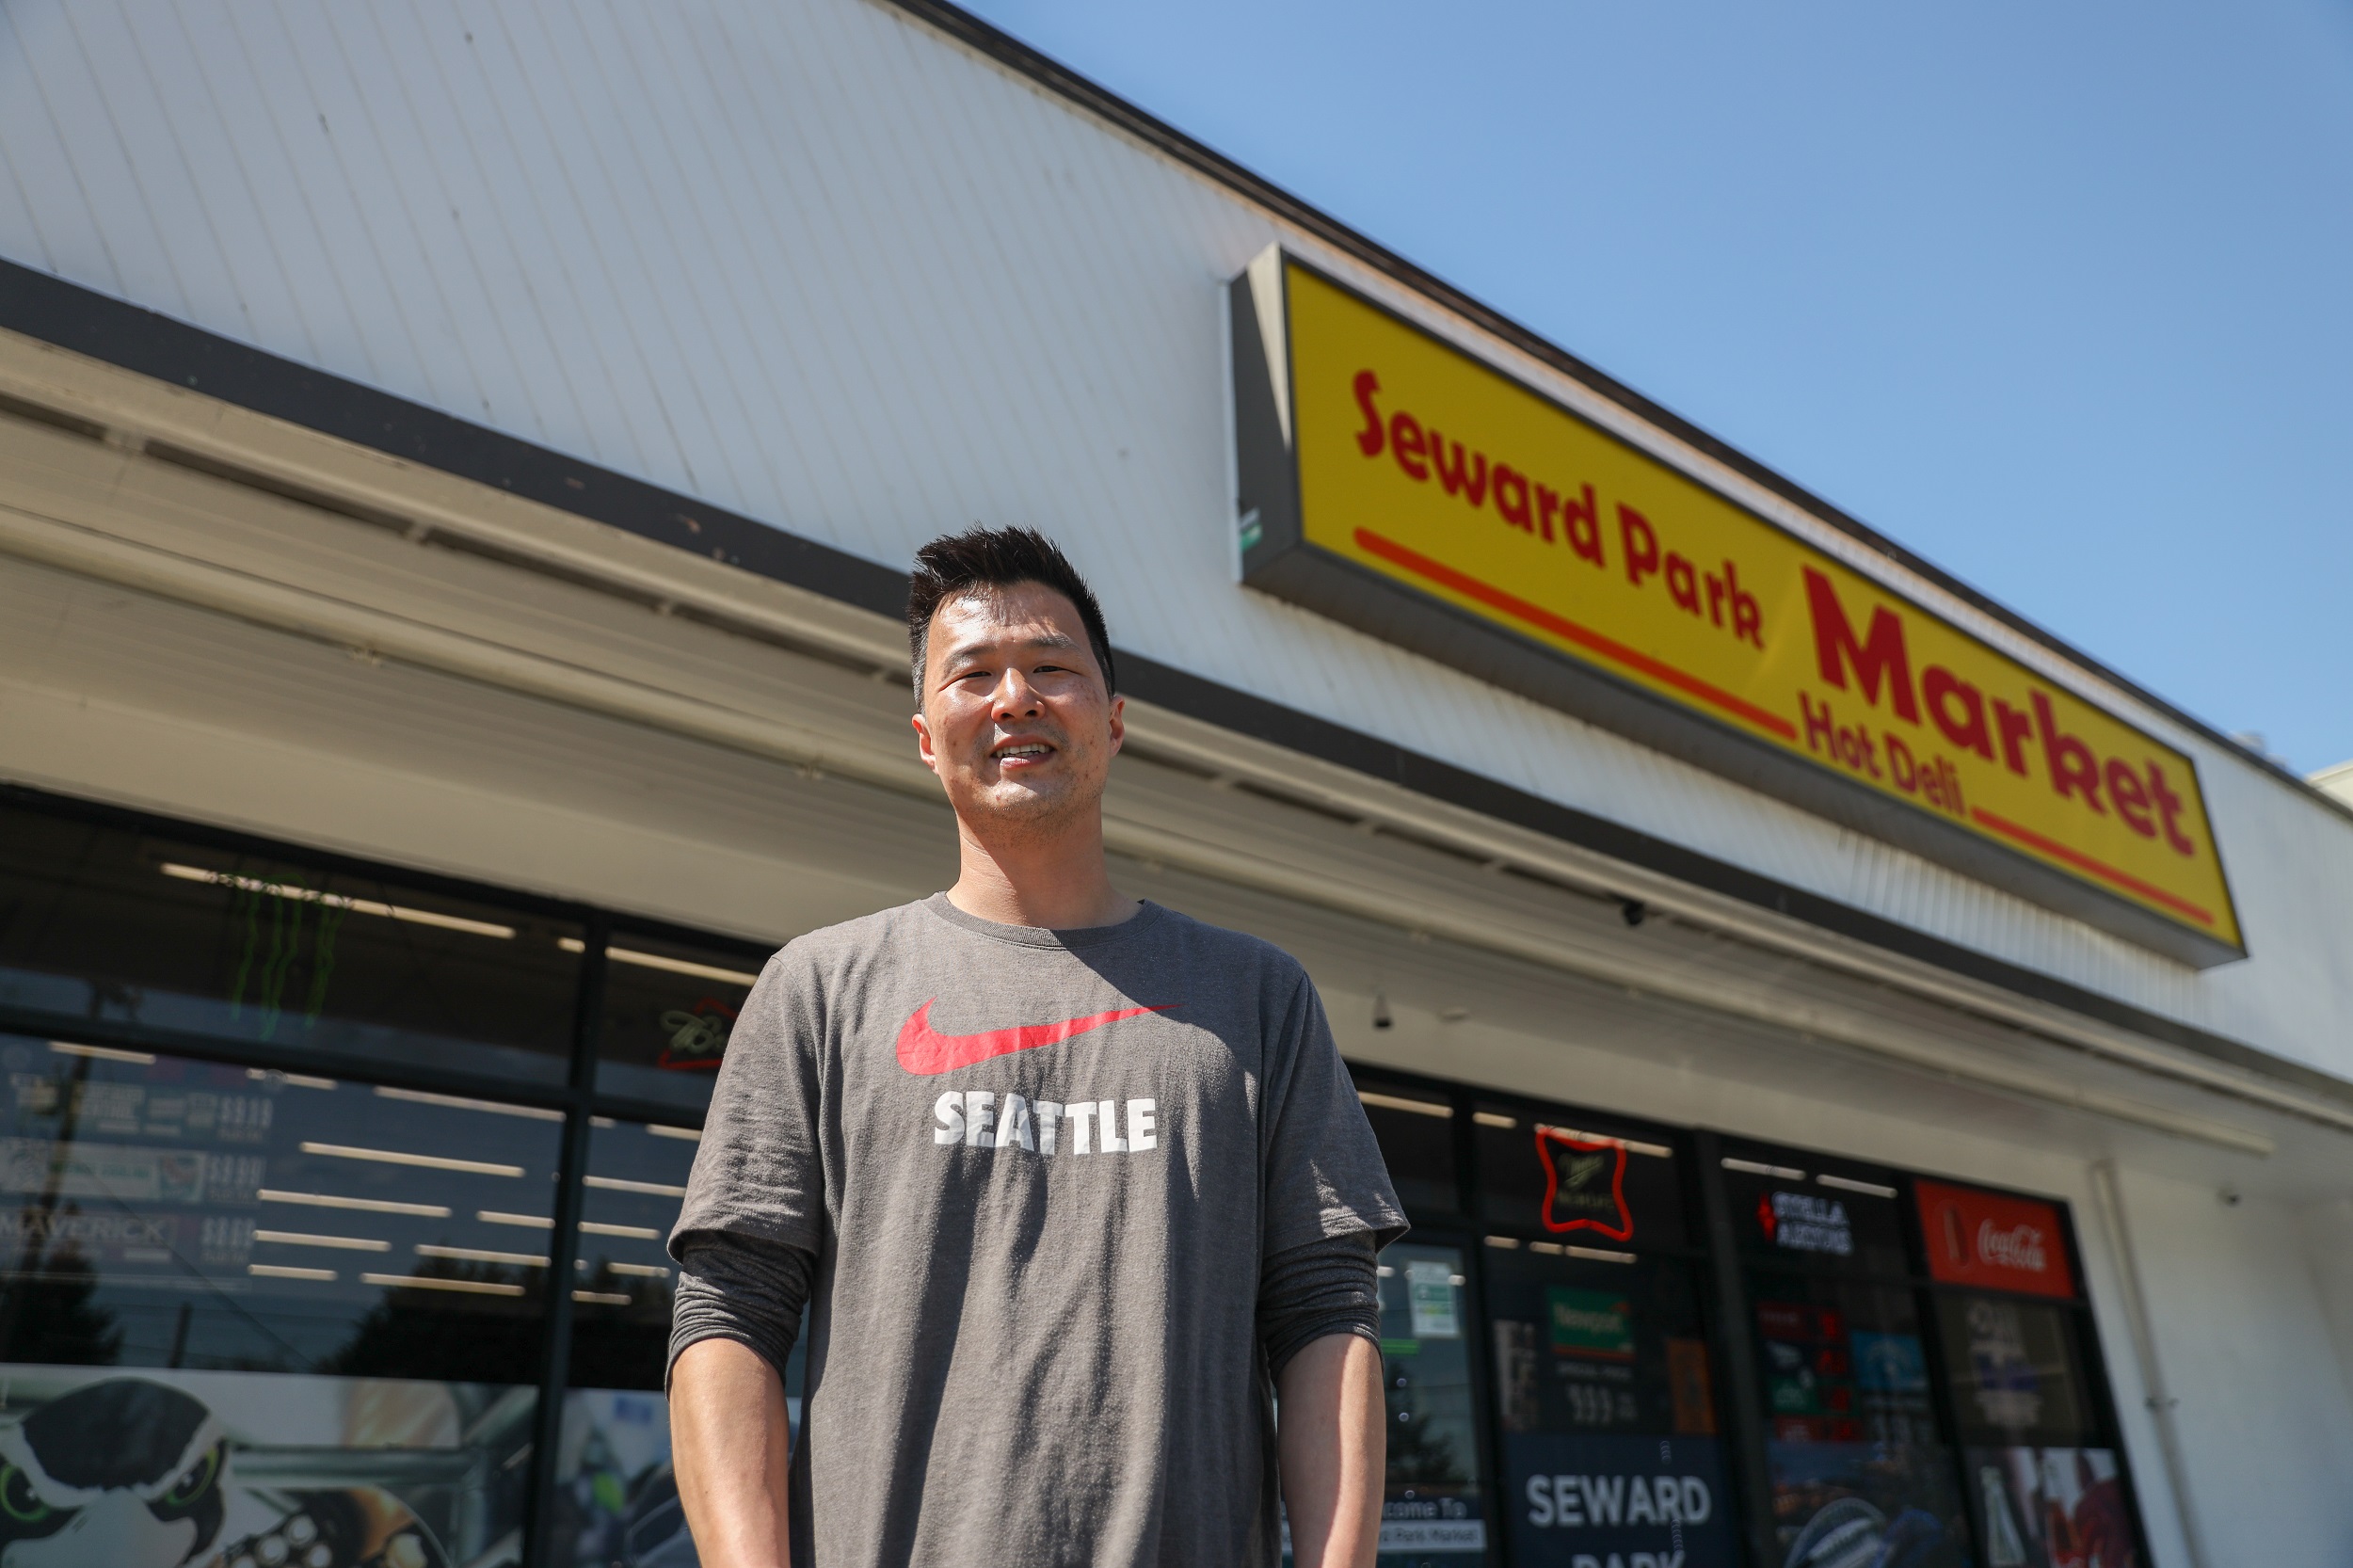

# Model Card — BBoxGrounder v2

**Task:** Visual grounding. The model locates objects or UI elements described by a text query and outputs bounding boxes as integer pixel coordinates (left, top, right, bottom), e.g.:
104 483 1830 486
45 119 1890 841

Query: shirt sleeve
669 945 828 1259
1257 966 1408 1258
666 1231 818 1390
1257 1230 1382 1379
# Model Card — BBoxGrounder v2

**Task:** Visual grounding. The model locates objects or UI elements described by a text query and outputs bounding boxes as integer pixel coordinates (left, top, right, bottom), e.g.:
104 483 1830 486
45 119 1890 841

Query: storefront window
1376 1241 1486 1565
1746 1271 1969 1565
1358 1083 1460 1216
552 1117 805 1568
0 803 582 1081
1473 1104 1687 1251
591 930 768 1112
1718 1149 1911 1280
0 1031 554 1567
0 790 2154 1568
1486 1243 1734 1567
1934 1294 2130 1566
1722 1147 1973 1568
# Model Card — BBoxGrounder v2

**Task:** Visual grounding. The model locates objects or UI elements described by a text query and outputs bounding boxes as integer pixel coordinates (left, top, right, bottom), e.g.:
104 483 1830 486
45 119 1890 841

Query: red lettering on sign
1353 371 1385 456
1563 484 1604 567
2147 762 2198 856
1354 527 1797 738
2106 759 2156 838
1802 568 1920 724
1620 504 1659 587
1924 666 1993 760
1992 698 2035 776
1430 431 1489 505
1493 464 1533 533
1665 552 1701 615
1388 412 1430 481
1725 562 1762 647
2033 691 2106 815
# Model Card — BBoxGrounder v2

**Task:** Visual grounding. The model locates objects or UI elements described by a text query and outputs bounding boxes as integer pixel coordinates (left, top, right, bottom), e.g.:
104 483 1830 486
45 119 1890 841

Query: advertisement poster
550 1389 695 1568
1755 1304 1970 1568
1504 1432 1737 1568
1915 1183 2075 1301
0 1364 530 1567
547 1386 807 1568
1767 1442 1971 1568
1965 1448 2135 1568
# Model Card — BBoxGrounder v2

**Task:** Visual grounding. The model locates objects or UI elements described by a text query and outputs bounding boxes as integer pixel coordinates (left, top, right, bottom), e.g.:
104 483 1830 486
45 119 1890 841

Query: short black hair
906 527 1116 701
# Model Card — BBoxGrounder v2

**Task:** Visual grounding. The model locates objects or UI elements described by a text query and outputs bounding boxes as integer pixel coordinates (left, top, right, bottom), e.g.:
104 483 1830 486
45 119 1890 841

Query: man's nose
992 669 1042 717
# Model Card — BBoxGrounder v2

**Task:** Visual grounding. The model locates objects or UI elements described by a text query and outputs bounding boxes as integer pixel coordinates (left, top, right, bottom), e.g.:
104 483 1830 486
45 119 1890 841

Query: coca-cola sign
1916 1179 2076 1299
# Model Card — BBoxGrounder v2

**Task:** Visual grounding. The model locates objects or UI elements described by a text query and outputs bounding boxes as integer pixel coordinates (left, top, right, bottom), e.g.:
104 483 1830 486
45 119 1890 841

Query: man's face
911 582 1123 835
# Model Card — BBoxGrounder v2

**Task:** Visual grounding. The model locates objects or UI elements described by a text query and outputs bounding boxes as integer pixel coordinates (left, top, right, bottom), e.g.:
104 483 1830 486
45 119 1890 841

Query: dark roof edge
0 262 2344 1116
880 0 2351 827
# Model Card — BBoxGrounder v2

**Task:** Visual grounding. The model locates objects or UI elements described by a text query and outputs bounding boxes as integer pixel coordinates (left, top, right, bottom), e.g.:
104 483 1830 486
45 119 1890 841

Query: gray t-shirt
670 894 1404 1568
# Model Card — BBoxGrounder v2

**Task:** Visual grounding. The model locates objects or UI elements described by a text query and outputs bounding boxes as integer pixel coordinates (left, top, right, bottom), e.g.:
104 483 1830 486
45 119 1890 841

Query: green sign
1547 1288 1635 1361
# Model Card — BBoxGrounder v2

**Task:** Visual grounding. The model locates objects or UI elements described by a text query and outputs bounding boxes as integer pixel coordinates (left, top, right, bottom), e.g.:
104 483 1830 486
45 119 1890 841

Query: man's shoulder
1145 904 1310 986
772 898 938 973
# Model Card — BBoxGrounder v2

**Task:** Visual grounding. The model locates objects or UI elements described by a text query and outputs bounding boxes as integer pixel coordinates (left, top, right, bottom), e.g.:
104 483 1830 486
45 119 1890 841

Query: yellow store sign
1228 250 2240 966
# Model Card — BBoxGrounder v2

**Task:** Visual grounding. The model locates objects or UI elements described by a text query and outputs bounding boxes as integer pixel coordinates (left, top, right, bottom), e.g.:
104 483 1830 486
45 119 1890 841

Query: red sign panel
1915 1179 2075 1298
1535 1128 1633 1240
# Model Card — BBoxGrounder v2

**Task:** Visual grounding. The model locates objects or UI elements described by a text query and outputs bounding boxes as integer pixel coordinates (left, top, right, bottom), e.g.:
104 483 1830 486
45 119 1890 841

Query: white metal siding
2 0 2349 1076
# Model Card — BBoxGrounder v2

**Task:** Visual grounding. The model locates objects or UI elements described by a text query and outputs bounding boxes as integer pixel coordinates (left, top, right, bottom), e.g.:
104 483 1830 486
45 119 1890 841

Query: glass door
1378 1238 1490 1566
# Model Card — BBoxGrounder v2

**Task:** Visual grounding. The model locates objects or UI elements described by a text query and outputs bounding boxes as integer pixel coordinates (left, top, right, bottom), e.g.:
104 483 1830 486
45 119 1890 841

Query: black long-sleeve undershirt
665 1227 1383 1388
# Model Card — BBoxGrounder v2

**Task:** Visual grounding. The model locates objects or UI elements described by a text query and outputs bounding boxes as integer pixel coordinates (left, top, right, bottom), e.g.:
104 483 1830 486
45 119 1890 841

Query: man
666 527 1404 1567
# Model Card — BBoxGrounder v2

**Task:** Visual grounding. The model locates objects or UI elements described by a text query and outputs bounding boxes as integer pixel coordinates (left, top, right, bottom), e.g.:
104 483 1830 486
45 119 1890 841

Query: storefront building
1 3 2351 1566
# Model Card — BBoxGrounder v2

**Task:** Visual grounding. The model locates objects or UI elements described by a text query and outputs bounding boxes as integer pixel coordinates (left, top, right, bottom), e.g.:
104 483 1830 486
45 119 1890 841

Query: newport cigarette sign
1228 249 2240 966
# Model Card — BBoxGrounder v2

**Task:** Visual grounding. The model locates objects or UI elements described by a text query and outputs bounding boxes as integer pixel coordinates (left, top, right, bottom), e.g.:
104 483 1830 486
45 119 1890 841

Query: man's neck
945 813 1140 931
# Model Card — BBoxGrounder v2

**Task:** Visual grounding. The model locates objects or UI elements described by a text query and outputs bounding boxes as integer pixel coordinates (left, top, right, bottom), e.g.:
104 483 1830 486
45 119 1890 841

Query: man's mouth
991 742 1054 763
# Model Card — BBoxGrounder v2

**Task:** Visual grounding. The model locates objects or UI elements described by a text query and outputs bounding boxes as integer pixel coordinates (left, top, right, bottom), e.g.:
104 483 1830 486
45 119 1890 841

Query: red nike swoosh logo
895 1000 1172 1075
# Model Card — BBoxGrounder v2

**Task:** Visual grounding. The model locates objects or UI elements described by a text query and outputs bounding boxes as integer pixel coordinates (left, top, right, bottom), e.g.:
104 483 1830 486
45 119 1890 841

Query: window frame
0 784 2154 1568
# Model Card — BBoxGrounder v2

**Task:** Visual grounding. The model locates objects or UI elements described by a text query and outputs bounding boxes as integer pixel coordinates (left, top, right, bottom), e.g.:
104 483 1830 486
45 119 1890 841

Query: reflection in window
1485 1245 1735 1566
1374 1242 1486 1564
1935 1293 2134 1568
1749 1272 1970 1567
1933 1294 2091 1448
0 1032 557 1565
592 931 768 1112
0 802 582 1081
1357 1086 1459 1216
552 1118 804 1568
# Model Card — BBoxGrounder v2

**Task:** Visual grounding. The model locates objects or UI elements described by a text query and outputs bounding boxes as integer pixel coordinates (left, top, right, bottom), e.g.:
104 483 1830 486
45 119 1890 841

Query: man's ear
1105 695 1126 757
911 711 942 776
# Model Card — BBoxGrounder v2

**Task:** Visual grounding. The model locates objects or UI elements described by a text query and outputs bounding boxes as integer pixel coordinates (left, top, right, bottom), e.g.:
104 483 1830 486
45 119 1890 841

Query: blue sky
964 0 2353 776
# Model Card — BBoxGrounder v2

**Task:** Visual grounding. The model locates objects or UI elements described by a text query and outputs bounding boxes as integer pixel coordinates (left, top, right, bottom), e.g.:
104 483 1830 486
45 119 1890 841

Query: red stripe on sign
1353 527 1800 741
1968 807 2214 925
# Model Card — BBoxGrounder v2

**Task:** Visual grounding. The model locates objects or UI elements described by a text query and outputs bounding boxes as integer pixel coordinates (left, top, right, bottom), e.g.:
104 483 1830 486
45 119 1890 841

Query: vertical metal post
2089 1159 2210 1568
1446 1091 1512 1562
523 917 607 1568
1692 1130 1777 1568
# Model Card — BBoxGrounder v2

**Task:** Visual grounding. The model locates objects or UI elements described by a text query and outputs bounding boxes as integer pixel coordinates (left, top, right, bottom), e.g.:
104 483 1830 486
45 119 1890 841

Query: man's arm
672 1337 792 1568
665 1232 815 1567
1276 1332 1385 1568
